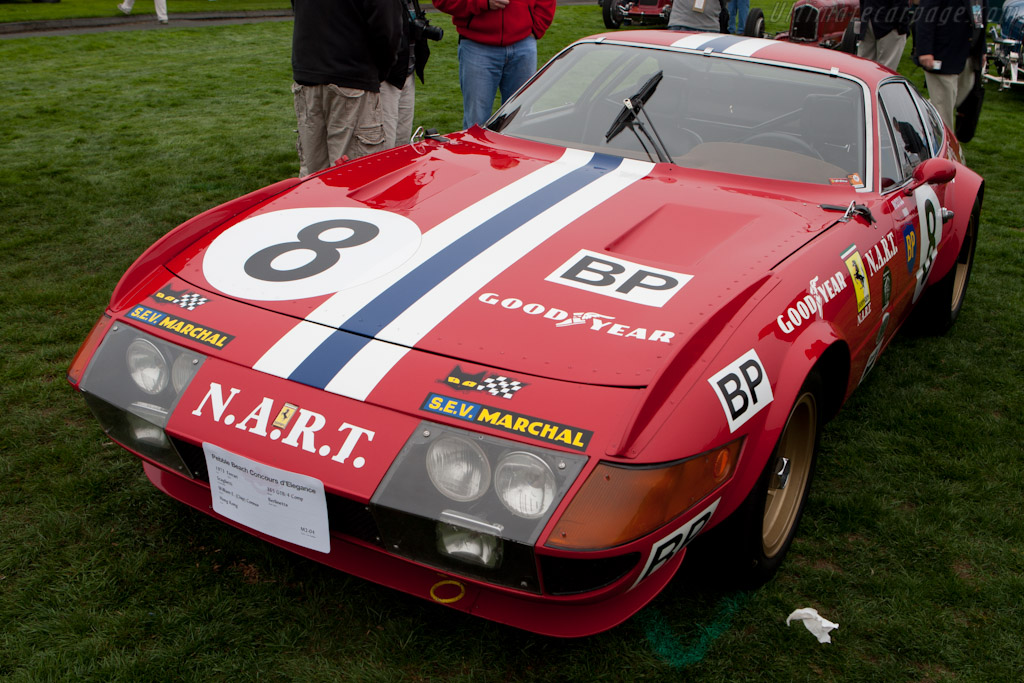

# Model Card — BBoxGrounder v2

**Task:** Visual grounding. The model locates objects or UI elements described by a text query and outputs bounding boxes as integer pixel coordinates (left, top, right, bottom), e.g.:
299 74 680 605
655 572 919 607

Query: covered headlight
126 339 169 395
371 421 586 592
79 323 206 476
495 452 556 519
426 436 490 502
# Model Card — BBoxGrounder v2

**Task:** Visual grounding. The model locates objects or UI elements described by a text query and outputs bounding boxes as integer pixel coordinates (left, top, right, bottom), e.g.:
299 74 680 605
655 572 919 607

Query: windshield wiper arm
604 71 671 163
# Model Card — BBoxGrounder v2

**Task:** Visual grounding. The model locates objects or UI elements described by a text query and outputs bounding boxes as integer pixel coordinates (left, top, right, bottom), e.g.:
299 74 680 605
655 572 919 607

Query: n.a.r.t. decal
191 382 375 468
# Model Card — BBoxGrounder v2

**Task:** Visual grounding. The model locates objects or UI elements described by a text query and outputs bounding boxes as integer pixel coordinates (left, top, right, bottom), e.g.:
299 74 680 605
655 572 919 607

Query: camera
412 16 444 42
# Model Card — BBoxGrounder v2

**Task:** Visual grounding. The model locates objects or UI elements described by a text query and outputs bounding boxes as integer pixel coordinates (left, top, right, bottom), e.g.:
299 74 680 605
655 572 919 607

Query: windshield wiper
488 105 521 132
604 70 671 163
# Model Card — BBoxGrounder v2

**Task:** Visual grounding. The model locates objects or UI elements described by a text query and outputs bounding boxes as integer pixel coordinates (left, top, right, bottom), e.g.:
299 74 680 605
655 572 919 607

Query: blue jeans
727 0 749 34
457 35 537 129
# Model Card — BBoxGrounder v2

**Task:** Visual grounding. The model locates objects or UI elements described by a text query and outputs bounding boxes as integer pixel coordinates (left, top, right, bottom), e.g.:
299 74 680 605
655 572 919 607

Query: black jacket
859 0 912 40
914 0 987 75
385 0 431 88
291 0 402 92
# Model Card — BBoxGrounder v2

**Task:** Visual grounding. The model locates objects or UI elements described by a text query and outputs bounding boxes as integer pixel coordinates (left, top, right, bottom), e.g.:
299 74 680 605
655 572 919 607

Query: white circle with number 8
202 207 421 301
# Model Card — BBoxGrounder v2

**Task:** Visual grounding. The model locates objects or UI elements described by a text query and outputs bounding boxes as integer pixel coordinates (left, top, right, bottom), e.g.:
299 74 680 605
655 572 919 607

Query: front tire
702 372 821 587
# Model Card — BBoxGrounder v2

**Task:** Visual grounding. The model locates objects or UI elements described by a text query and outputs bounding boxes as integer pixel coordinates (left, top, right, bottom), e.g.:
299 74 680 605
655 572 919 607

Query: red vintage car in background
600 0 859 54
599 0 673 29
770 0 860 52
70 29 981 637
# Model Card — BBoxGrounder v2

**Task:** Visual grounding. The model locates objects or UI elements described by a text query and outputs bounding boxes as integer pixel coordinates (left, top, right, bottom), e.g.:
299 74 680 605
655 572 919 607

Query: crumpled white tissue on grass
786 608 839 643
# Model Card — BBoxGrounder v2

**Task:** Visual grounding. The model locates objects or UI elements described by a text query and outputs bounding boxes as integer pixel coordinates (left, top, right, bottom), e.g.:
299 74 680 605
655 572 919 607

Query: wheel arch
764 322 851 439
930 171 984 286
698 323 849 532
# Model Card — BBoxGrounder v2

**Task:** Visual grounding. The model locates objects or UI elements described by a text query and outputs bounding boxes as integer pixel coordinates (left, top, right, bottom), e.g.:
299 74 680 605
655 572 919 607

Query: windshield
489 42 867 185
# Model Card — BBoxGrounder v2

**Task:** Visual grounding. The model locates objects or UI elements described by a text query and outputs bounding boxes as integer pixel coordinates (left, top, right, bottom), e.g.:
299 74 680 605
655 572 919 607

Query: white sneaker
117 3 131 15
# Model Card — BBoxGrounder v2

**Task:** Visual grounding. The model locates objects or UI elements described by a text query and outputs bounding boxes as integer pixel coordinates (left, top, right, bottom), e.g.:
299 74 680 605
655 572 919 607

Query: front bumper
141 458 684 637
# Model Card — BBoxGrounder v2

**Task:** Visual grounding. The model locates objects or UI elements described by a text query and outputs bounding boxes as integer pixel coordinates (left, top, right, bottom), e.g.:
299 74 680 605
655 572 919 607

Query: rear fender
929 168 983 285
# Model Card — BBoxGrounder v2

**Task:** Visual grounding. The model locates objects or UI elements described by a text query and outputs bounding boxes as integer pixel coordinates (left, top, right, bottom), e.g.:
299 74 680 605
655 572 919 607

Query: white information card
203 442 331 554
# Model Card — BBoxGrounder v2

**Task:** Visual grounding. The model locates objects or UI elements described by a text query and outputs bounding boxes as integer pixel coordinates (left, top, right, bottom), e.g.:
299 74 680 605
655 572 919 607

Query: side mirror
905 157 957 194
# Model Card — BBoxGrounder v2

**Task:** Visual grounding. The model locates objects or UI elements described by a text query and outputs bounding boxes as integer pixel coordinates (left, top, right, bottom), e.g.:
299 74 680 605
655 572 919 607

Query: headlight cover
126 338 169 395
80 323 205 475
425 435 491 502
371 421 586 592
494 451 556 519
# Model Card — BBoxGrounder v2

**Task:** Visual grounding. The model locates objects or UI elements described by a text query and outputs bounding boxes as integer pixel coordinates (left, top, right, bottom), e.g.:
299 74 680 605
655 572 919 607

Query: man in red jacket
434 0 556 129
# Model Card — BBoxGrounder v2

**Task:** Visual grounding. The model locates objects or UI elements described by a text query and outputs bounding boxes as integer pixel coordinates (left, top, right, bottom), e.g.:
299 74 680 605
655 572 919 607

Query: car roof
583 30 898 86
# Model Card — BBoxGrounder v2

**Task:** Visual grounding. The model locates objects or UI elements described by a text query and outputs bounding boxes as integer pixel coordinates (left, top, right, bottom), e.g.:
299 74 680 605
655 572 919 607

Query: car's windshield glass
489 42 866 186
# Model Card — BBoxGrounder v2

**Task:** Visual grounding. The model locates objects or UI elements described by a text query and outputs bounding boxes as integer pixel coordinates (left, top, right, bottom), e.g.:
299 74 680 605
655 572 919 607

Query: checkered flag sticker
477 375 526 399
176 292 208 311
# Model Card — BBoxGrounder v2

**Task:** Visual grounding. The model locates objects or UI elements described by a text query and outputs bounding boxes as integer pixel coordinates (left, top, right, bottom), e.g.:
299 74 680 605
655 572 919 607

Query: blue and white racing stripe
255 149 654 401
670 34 776 57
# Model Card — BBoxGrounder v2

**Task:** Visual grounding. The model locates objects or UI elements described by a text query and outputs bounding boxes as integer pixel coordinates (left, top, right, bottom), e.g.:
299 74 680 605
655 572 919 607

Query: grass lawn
2 4 1023 681
0 0 290 23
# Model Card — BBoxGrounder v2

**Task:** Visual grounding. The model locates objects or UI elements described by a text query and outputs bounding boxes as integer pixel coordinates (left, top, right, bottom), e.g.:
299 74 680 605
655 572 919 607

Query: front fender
705 319 849 528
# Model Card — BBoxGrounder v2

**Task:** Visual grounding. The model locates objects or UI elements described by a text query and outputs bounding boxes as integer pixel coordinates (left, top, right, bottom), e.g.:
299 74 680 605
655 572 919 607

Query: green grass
2 5 1024 681
0 0 290 22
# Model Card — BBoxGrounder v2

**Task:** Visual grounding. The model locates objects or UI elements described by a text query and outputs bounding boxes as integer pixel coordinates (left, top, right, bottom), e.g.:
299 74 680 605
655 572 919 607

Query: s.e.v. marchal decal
421 393 592 451
128 305 233 349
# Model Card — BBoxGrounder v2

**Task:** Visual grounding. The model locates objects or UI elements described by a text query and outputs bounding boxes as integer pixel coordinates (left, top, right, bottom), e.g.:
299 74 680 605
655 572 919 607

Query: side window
878 82 931 180
877 103 902 190
910 86 945 156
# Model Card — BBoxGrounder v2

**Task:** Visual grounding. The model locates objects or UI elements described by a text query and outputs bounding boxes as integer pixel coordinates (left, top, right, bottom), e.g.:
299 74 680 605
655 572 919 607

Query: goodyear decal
840 244 871 324
127 305 233 349
421 393 593 451
250 149 654 402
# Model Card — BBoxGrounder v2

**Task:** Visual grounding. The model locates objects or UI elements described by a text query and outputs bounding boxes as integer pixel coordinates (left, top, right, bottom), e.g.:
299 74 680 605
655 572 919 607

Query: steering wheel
741 132 824 161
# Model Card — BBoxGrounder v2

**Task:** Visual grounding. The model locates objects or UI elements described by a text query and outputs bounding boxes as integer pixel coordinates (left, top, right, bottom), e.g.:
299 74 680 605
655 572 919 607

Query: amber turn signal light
546 439 742 550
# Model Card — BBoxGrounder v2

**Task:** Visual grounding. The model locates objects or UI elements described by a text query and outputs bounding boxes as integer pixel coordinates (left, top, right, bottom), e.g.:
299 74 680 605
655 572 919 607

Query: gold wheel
762 391 818 558
950 211 977 315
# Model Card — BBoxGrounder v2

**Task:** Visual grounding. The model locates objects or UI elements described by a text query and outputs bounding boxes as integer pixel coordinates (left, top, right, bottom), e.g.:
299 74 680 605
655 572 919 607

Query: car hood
168 132 827 390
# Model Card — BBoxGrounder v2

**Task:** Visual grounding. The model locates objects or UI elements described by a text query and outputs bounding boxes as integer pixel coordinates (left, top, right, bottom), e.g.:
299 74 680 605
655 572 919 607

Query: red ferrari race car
69 30 982 637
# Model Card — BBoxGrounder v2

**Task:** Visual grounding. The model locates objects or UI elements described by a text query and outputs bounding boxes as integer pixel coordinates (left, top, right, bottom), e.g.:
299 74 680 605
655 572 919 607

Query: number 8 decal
912 183 943 304
243 220 379 283
203 208 421 301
